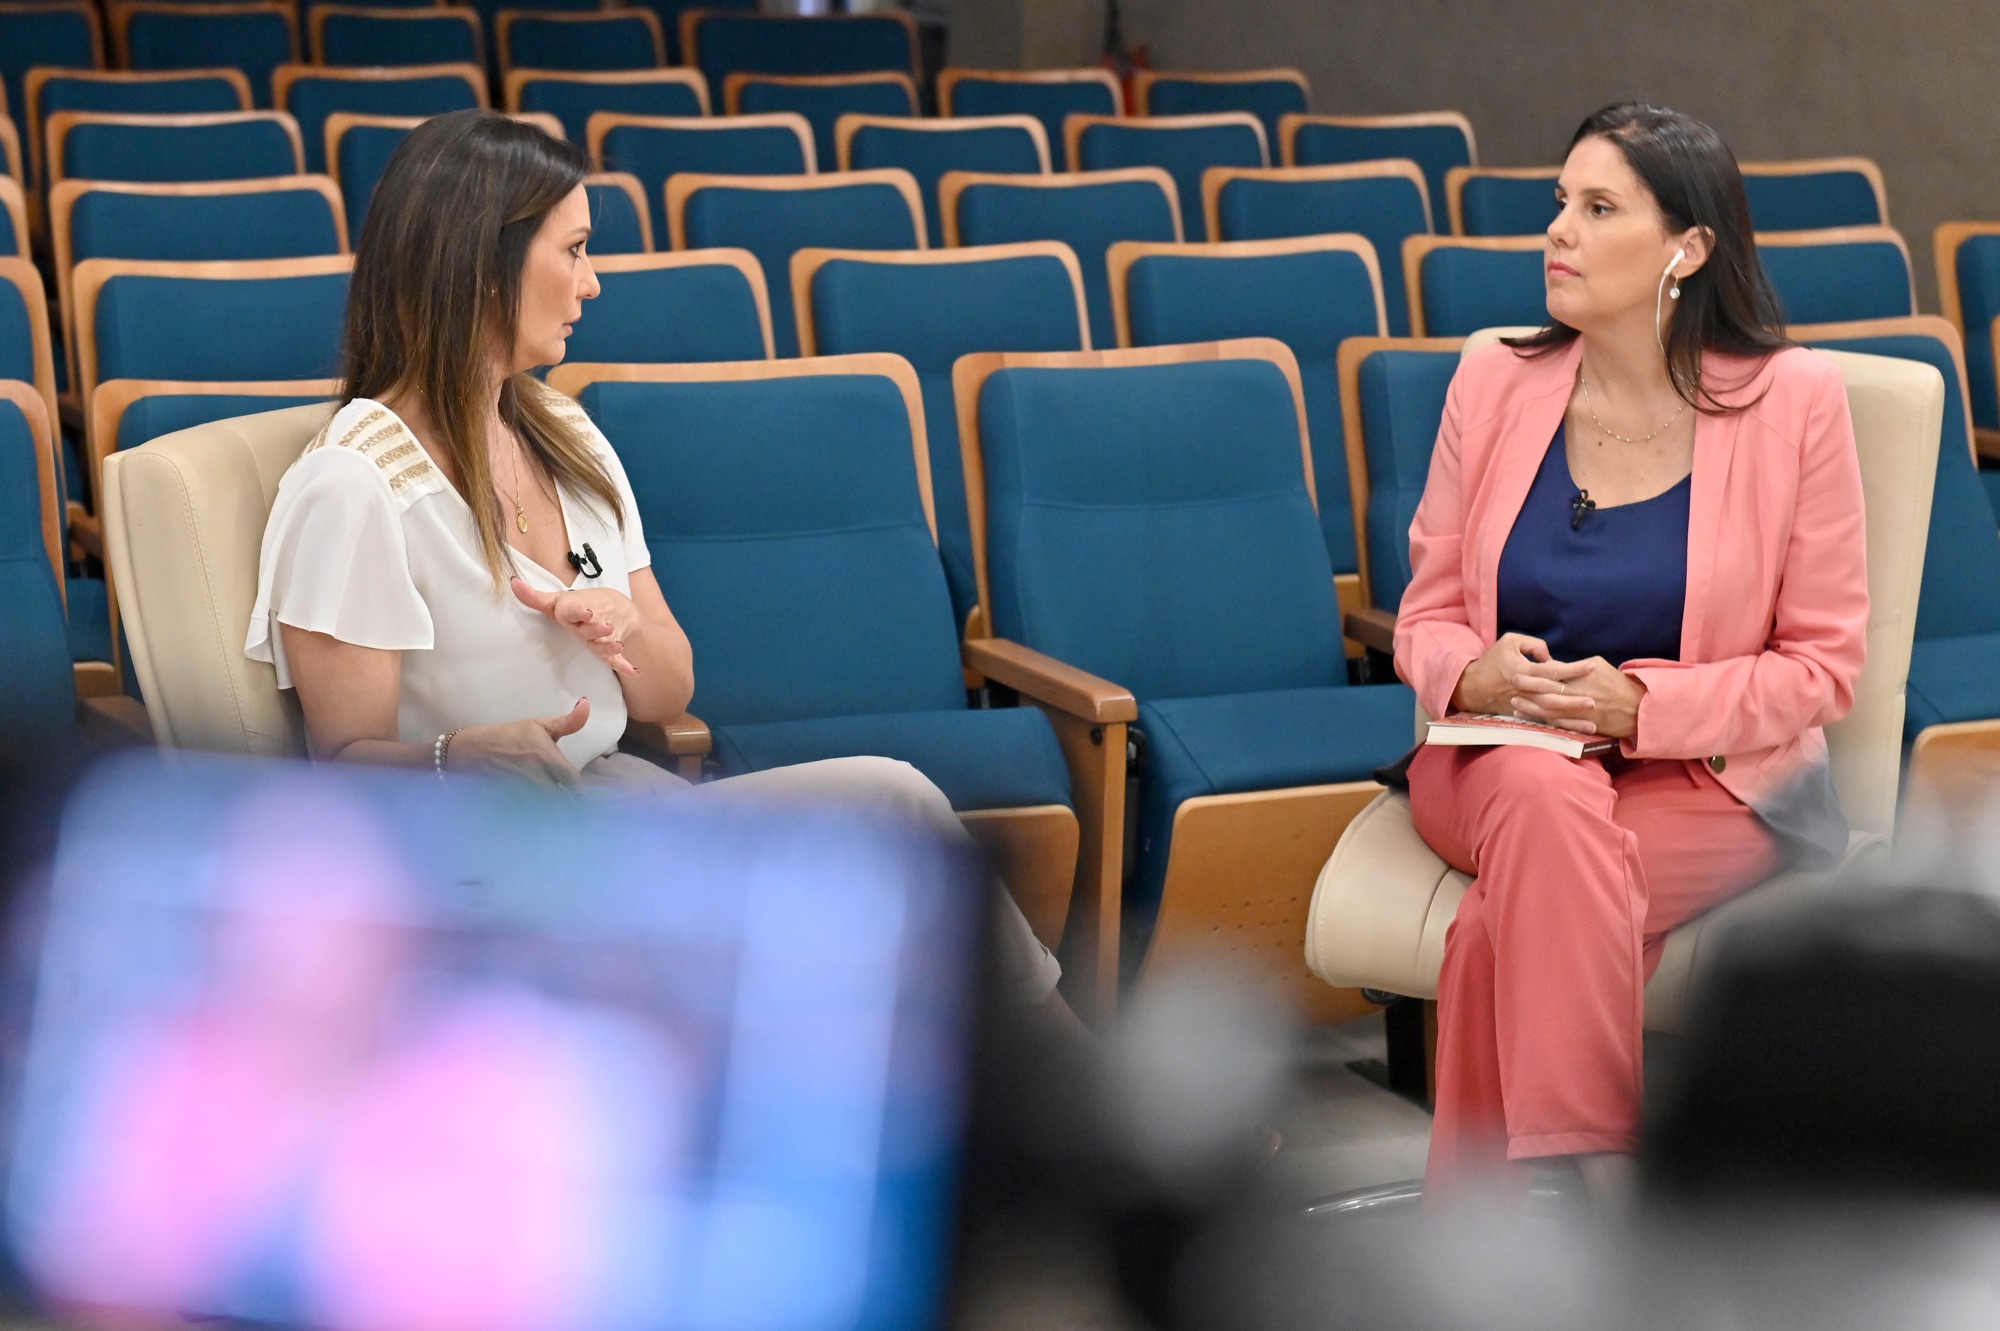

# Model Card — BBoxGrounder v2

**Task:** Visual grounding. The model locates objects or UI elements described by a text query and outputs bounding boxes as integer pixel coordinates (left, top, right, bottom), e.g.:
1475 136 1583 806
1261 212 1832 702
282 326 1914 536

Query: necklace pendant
515 507 529 534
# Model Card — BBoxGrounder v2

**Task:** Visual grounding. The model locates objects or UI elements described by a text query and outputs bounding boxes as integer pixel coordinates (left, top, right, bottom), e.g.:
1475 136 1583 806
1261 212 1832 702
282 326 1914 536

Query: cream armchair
1305 344 1945 1032
101 403 708 766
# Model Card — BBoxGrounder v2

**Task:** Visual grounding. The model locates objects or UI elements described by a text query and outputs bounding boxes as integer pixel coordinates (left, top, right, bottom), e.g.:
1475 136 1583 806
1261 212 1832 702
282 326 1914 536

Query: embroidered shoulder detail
307 402 447 511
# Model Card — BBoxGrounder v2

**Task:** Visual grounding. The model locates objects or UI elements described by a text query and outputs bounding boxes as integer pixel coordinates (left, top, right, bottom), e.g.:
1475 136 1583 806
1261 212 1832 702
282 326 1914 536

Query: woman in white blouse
246 110 1062 1006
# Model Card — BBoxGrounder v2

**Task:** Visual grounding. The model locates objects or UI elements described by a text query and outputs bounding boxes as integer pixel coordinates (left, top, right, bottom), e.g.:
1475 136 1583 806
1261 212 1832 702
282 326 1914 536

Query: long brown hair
1507 102 1790 413
339 109 620 586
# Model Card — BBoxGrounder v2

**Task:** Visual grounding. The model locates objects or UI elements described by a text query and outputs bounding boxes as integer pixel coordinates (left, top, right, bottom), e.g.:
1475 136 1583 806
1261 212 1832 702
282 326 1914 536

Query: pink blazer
1394 337 1869 818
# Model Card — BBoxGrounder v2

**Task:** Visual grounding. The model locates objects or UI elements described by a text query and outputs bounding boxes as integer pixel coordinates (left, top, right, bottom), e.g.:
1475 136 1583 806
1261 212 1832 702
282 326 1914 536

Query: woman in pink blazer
1396 103 1868 1198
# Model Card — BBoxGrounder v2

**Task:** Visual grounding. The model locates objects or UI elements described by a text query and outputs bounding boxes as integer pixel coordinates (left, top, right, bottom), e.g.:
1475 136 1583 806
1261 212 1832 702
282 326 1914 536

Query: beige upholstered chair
1305 340 1945 1032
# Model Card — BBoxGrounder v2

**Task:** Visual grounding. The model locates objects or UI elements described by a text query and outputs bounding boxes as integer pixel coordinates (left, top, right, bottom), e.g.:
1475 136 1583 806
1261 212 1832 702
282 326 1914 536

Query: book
1423 711 1617 759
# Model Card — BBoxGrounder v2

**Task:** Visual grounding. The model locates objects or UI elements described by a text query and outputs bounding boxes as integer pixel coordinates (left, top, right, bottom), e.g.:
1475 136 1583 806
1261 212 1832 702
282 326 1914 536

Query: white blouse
246 395 650 768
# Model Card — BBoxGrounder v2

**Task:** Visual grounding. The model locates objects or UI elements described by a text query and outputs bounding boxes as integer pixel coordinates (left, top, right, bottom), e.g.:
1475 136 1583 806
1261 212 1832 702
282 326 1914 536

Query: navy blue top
1496 426 1691 665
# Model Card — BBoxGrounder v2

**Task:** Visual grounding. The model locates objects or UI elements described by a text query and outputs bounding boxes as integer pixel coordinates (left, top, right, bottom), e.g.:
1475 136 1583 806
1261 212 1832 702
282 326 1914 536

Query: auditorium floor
951 1013 1435 1331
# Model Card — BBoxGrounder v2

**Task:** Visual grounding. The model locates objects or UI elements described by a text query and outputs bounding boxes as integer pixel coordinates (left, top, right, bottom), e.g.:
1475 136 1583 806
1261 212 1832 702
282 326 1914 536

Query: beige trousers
582 751 1062 1005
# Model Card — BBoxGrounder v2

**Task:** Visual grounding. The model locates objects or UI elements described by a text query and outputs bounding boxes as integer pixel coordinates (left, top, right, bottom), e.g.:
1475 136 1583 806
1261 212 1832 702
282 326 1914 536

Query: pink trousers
1407 743 1781 1191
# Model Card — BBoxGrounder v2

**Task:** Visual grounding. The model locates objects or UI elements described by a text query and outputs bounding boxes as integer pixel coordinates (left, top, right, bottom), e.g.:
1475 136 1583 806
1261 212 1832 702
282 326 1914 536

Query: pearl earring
1669 275 1681 300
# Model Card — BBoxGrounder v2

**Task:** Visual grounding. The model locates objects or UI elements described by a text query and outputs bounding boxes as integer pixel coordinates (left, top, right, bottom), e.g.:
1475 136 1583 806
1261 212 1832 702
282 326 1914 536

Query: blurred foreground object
6 752 983 1331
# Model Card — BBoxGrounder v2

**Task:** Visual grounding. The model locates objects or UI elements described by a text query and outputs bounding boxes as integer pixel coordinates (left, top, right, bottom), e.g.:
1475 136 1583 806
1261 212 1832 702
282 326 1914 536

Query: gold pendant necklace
506 429 529 534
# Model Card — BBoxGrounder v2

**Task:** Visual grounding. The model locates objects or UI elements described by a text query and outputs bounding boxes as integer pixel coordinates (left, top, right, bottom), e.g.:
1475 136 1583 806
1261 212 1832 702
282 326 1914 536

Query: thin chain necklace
1579 367 1685 444
503 427 530 534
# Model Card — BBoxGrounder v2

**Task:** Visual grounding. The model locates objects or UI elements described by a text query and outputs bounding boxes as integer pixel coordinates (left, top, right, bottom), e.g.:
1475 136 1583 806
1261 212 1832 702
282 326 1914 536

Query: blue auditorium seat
312 6 482 68
583 174 650 254
962 348 1415 922
102 385 334 459
1069 114 1267 241
1117 237 1387 582
1283 113 1475 222
1342 339 1460 611
797 244 1088 630
559 362 1074 827
327 114 419 239
937 67 1119 157
561 251 771 363
29 70 248 187
1448 166 1560 236
622 0 753 63
1136 69 1310 146
729 73 915 174
1940 225 2000 448
278 65 483 172
1792 319 2000 743
681 12 917 93
117 3 295 107
841 117 1047 247
0 3 101 136
1207 162 1432 335
946 169 1180 350
0 387 75 749
508 70 707 148
49 112 302 187
497 10 665 74
591 114 812 244
1759 229 1915 325
0 181 25 259
672 173 923 356
1407 237 1546 337
1742 160 1886 231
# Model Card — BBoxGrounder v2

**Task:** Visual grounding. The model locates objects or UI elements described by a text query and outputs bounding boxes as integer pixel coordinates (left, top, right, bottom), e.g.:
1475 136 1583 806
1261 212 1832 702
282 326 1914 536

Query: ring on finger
1557 681 1567 695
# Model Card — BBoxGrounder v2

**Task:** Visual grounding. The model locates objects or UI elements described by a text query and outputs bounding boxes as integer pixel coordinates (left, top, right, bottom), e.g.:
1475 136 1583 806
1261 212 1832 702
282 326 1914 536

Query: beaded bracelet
433 727 462 777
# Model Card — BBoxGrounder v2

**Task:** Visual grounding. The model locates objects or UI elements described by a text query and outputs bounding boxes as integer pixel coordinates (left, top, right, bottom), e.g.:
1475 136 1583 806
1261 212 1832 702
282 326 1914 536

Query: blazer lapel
1680 393 1735 663
1474 340 1580 639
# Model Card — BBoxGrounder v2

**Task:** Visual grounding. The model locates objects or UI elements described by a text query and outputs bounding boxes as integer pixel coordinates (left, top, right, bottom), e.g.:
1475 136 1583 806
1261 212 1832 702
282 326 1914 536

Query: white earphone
1655 245 1689 355
1663 245 1687 281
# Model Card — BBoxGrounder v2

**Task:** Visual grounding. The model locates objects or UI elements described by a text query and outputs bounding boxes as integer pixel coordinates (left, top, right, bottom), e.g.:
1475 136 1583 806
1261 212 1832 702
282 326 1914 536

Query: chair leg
1034 707 1126 1021
1382 997 1437 1109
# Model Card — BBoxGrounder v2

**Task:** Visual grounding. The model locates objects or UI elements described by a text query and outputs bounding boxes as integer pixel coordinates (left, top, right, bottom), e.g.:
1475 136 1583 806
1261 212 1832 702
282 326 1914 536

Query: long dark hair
339 109 620 587
1507 102 1789 412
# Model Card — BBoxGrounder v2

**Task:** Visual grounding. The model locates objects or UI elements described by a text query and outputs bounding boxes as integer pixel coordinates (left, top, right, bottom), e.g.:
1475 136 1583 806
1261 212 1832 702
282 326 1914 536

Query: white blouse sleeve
245 447 435 688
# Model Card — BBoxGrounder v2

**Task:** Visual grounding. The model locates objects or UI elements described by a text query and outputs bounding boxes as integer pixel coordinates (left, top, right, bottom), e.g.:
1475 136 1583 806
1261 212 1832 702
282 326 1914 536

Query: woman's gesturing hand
1508 655 1647 740
446 697 590 785
511 577 641 676
1451 633 1559 716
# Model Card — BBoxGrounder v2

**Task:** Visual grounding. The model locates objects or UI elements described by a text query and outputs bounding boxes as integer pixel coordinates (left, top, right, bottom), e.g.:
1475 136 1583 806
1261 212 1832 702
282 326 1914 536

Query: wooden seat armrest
1344 605 1398 656
622 713 712 760
79 694 152 746
961 637 1137 724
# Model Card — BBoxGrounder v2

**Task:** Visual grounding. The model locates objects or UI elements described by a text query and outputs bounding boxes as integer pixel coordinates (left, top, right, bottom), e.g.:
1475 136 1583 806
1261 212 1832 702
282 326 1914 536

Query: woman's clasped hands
1451 632 1647 741
511 577 642 675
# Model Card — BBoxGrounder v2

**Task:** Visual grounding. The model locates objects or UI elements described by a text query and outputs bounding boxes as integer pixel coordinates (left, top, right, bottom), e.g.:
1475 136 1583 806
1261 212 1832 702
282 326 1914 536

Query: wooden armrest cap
1344 606 1398 655
961 637 1138 723
623 713 712 757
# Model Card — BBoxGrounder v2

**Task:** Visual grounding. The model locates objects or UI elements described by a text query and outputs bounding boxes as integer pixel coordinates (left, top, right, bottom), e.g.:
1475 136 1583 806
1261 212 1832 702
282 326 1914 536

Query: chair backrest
680 10 918 91
72 255 352 454
838 115 1047 247
1792 316 2000 647
103 399 334 753
1203 161 1430 335
1459 325 1945 839
957 339 1341 701
668 170 924 356
1110 234 1387 581
0 117 19 189
1741 158 1887 231
1936 222 2000 436
277 63 484 172
1280 111 1475 216
1066 112 1266 241
1445 165 1559 236
942 167 1180 352
506 68 707 147
0 2 103 131
28 68 248 188
325 111 422 238
48 110 303 188
0 177 26 258
564 248 772 363
496 9 665 76
89 376 337 496
590 112 814 243
0 256 61 435
936 66 1121 155
793 242 1089 633
1335 335 1463 610
1403 234 1545 337
546 354 965 724
312 5 483 68
1757 225 1916 325
52 176 347 392
726 71 915 172
0 380 73 747
1131 68 1308 146
114 3 297 107
582 171 650 253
